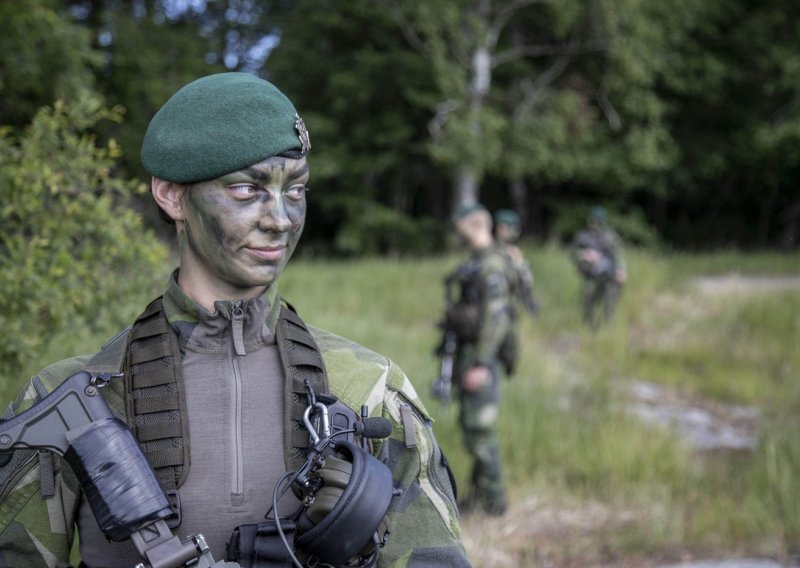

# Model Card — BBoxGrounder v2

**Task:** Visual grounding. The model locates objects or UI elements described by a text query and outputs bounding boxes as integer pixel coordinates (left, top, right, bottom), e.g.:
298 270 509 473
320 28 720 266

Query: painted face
177 155 308 298
496 223 519 243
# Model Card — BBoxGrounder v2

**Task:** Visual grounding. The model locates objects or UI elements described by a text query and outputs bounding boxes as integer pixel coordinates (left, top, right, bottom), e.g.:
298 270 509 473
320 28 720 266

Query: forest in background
2 0 800 383
2 0 800 254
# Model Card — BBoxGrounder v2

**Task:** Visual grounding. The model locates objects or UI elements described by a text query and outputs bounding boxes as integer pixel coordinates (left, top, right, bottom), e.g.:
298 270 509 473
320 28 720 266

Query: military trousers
455 350 507 513
582 277 623 328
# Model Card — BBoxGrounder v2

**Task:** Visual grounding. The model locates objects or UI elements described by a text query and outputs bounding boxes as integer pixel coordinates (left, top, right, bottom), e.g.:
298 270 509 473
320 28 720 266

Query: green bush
0 96 168 384
333 201 444 255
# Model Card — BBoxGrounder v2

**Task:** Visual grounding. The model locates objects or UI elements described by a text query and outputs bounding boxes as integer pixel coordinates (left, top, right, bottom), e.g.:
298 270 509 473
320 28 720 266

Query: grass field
2 244 798 565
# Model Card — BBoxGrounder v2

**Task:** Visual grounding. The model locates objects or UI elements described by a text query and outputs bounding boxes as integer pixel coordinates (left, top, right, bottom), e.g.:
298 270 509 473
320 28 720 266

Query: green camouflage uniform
573 225 626 328
498 243 536 316
450 245 512 514
0 276 469 567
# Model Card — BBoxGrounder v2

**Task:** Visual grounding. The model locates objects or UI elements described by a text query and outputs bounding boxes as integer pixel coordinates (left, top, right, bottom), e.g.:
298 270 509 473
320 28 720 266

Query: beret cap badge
295 113 311 154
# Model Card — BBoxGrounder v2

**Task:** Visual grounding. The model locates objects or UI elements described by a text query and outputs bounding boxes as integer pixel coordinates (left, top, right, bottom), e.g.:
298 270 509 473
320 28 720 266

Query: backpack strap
123 297 190 491
276 301 329 471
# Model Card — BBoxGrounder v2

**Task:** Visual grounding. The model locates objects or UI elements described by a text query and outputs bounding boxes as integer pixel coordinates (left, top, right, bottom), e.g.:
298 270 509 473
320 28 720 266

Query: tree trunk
509 177 528 227
454 164 480 210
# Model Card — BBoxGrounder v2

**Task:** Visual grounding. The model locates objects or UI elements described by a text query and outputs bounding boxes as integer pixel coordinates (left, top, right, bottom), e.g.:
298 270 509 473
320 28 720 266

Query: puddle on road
626 380 759 452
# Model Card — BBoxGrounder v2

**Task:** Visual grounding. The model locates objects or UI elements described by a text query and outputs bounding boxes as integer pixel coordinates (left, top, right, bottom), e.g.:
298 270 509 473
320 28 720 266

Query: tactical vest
443 259 482 342
84 296 329 498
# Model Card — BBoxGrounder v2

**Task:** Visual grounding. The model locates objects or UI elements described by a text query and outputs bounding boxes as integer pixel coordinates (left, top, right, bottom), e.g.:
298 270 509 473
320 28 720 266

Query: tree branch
428 99 461 139
513 38 575 119
387 1 430 55
493 37 605 68
595 86 621 131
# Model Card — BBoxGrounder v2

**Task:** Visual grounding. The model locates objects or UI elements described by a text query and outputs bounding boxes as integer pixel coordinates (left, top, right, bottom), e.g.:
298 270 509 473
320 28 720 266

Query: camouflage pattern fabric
0 282 469 567
498 242 536 315
451 245 511 514
572 226 626 328
581 276 623 328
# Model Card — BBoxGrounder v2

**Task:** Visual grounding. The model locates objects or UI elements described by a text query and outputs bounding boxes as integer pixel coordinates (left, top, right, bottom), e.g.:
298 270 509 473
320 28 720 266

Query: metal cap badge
295 113 311 154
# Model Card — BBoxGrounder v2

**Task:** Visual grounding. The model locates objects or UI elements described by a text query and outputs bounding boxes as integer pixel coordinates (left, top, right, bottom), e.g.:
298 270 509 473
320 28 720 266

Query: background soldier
493 208 540 314
572 206 627 328
444 204 512 516
0 73 469 567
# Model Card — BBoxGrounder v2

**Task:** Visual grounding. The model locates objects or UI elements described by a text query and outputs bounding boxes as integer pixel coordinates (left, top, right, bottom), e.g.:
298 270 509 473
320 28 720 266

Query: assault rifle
0 371 230 568
0 371 395 568
574 232 614 281
431 327 457 406
431 263 477 407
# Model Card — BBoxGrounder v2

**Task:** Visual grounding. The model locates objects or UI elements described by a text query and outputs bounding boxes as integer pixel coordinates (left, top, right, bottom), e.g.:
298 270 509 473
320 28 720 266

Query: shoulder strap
97 296 328 488
123 297 190 490
276 301 330 471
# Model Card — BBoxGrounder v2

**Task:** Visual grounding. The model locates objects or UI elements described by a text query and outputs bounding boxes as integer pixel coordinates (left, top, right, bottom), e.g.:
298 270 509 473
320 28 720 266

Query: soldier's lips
244 245 286 261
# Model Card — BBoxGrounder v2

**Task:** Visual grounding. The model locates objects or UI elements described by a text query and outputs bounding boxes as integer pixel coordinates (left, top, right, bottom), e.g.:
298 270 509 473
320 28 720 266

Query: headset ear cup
305 455 352 525
296 441 394 566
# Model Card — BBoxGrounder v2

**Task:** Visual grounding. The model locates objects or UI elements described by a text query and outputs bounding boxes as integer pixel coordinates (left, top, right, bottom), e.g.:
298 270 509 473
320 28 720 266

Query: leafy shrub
333 202 445 256
0 96 168 383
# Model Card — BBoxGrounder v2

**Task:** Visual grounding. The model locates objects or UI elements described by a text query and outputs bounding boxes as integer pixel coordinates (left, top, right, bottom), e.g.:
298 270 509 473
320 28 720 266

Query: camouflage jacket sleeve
0 357 87 567
375 362 471 567
474 249 512 364
607 229 626 272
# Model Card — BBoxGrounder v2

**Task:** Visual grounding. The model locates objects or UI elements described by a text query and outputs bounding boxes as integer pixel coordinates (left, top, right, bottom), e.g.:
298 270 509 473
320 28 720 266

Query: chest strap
122 297 329 490
276 303 329 472
124 297 190 491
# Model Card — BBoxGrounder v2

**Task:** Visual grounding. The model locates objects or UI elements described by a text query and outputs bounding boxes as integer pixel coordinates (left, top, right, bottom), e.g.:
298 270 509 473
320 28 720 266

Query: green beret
588 206 608 222
141 72 310 183
451 203 489 223
493 208 520 228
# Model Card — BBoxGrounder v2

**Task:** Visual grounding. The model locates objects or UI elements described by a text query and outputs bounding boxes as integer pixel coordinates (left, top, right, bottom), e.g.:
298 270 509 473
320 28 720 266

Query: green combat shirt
0 276 469 567
471 245 512 365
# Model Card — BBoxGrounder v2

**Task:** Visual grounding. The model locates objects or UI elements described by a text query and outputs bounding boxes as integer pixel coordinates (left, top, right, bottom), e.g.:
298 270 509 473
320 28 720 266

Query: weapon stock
0 371 234 568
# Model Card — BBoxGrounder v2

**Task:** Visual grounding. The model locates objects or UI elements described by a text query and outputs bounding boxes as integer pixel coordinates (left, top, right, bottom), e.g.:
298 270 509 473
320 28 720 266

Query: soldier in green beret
572 206 627 328
493 208 540 320
439 204 512 516
0 73 469 567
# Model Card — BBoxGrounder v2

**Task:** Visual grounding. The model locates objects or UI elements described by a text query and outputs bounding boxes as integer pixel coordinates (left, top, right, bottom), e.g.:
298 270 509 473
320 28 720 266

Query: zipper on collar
231 300 246 356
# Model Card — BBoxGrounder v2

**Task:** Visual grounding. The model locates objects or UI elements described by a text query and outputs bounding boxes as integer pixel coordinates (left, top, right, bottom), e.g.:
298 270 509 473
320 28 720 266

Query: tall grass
283 245 800 558
2 244 798 559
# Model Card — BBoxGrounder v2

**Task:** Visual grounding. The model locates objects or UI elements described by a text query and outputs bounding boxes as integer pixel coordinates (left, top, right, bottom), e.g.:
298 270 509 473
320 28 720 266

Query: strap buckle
90 372 123 389
164 488 182 529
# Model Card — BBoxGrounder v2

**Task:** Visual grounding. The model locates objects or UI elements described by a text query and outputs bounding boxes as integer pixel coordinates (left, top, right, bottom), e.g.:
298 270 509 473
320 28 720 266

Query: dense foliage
0 96 168 381
3 0 800 256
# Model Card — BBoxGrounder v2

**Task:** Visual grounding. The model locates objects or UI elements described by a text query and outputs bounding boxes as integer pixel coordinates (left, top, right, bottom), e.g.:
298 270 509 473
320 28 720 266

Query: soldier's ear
151 177 187 222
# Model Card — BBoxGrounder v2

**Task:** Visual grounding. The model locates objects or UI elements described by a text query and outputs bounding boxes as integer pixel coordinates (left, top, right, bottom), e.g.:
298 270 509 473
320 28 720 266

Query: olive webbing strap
121 297 328 489
276 303 329 472
123 297 190 491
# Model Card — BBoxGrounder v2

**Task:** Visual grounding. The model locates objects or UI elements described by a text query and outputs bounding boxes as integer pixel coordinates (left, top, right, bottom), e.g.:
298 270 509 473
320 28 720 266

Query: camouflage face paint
177 155 308 300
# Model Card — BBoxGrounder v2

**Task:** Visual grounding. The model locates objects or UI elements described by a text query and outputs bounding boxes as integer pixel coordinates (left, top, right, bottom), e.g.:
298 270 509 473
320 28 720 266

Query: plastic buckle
165 489 182 529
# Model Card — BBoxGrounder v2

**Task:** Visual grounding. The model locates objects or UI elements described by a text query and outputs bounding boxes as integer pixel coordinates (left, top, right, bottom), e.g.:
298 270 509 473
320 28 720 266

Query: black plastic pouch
227 518 296 568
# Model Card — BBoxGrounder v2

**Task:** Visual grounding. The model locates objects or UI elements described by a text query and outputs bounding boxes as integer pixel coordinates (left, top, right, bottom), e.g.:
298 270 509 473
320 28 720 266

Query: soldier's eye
229 184 259 199
285 185 309 201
